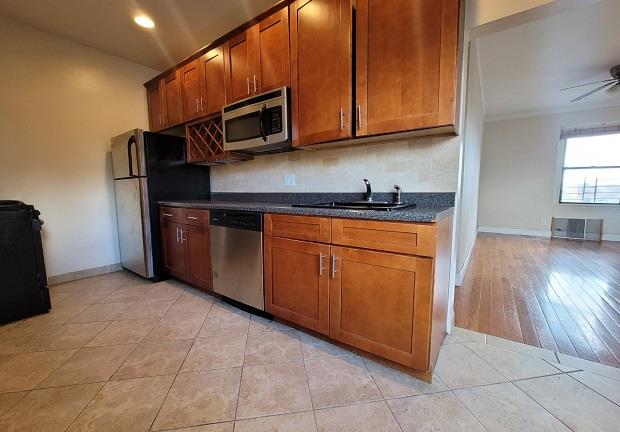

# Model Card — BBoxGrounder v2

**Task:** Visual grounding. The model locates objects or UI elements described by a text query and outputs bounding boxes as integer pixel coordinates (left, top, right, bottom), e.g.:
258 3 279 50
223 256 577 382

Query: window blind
560 124 620 139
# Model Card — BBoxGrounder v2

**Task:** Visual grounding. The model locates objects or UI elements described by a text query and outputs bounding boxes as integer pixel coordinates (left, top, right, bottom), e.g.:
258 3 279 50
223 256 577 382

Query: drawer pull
186 216 199 220
163 213 173 217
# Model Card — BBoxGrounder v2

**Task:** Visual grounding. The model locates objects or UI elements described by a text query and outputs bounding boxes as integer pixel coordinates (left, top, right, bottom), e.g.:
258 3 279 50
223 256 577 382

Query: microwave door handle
127 136 136 177
258 104 267 142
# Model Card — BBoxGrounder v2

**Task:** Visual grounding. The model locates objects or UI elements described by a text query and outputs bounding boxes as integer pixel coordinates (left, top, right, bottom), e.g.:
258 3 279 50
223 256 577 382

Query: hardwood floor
455 233 620 368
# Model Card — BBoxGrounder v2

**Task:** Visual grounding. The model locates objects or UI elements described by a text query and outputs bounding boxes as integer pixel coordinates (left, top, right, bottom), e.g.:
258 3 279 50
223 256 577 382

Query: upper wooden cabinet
200 47 227 116
225 8 290 103
256 8 290 93
147 70 184 131
355 0 459 136
146 81 164 131
290 0 353 147
181 47 227 121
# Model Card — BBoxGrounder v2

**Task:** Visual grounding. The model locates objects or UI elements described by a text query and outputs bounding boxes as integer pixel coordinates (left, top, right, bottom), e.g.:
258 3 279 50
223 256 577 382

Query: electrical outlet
284 174 296 187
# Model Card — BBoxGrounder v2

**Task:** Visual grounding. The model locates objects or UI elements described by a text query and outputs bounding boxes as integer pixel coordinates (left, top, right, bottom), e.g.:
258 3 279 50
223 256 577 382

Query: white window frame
554 126 620 207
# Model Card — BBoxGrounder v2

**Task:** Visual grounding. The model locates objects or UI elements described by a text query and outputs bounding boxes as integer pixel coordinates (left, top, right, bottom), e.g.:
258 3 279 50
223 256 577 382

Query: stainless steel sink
291 201 416 211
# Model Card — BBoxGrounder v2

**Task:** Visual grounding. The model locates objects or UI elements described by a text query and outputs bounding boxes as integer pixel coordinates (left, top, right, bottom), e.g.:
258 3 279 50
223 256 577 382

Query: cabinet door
162 71 183 127
224 32 254 102
185 224 213 292
161 220 186 280
146 81 163 131
356 0 459 135
256 8 290 93
180 60 204 121
329 246 434 370
290 0 352 147
264 236 330 335
200 47 227 115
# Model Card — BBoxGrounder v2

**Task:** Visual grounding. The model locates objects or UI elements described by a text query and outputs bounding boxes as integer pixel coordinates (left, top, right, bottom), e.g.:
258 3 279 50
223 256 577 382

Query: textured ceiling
0 0 281 71
477 0 620 120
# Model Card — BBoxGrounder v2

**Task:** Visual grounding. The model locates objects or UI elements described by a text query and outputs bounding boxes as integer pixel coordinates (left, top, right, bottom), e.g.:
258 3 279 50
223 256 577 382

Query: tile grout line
564 371 620 409
449 389 491 432
231 308 251 430
63 290 189 432
298 331 320 432
510 379 578 432
360 357 404 432
148 300 213 431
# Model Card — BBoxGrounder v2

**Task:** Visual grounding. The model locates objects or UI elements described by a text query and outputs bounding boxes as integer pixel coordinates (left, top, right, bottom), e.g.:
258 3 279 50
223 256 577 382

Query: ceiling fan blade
570 82 616 102
606 82 620 92
560 79 616 91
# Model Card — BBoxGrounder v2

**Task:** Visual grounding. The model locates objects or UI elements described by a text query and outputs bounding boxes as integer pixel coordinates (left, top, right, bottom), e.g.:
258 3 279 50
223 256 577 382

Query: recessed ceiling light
134 15 155 29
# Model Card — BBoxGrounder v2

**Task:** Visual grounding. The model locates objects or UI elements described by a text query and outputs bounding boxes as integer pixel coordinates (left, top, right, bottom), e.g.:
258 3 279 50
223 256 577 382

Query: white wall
210 136 461 193
0 17 158 277
455 41 484 284
479 105 620 239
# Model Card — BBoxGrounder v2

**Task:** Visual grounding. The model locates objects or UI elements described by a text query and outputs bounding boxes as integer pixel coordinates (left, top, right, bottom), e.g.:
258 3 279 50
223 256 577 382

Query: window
559 129 620 205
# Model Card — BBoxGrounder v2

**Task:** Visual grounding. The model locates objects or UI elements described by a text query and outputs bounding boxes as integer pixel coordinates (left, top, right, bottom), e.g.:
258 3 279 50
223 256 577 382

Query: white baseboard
478 226 552 238
602 233 620 242
456 237 476 286
48 263 122 286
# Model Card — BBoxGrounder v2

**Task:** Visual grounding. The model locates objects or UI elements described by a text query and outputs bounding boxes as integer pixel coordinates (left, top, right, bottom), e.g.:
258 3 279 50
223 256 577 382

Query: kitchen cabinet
290 0 353 147
181 47 227 121
355 0 459 136
199 47 227 116
161 220 186 280
329 246 434 370
146 81 164 131
146 71 184 131
264 236 330 335
224 8 290 102
160 207 213 292
263 212 453 380
180 60 204 121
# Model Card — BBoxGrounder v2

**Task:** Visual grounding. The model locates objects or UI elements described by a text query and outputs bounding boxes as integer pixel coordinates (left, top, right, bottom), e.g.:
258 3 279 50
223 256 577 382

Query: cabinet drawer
184 208 210 227
264 214 331 243
160 206 186 224
331 218 435 257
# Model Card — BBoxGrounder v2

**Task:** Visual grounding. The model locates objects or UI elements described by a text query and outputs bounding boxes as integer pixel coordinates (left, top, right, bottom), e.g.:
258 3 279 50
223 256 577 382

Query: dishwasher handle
210 210 263 231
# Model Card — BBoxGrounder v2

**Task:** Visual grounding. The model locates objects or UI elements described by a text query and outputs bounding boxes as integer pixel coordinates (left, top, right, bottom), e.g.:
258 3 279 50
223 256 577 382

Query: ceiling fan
561 65 620 102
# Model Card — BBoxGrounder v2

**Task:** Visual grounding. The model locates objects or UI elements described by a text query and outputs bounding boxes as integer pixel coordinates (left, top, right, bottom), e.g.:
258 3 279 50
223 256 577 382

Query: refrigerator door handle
127 136 136 177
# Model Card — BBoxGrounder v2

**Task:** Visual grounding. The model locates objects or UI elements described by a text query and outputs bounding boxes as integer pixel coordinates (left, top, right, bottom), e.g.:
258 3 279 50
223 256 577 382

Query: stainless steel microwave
222 87 290 154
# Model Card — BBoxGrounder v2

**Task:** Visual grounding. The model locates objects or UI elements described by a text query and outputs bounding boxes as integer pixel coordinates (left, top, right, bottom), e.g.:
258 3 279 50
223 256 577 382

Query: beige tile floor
0 271 619 431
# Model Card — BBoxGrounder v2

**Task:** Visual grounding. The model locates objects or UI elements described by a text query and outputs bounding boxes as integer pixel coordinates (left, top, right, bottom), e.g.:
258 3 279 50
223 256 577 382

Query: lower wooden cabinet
263 213 452 379
264 236 330 335
160 207 213 292
329 246 434 370
161 220 186 280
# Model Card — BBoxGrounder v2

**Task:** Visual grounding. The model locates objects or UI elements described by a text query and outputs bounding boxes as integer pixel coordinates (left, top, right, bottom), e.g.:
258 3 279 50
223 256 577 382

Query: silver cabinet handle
319 253 327 276
253 74 257 93
176 227 180 243
246 77 250 95
163 213 173 217
357 105 362 130
331 255 339 279
196 98 199 113
200 97 204 111
186 216 198 220
181 229 187 243
340 108 346 130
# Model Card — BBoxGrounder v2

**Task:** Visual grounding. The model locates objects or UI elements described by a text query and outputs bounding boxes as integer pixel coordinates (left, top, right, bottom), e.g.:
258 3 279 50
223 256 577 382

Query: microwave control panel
268 106 282 134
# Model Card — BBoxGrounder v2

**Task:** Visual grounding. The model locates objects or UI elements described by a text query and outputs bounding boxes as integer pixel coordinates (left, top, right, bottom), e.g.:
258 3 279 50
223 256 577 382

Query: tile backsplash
211 136 460 193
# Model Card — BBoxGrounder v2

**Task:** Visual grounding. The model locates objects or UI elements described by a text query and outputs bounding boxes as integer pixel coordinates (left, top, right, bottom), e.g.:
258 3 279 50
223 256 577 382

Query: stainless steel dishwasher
210 210 264 310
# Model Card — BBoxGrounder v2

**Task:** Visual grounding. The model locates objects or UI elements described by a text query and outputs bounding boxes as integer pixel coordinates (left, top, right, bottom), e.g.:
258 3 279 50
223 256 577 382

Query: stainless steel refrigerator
111 129 209 280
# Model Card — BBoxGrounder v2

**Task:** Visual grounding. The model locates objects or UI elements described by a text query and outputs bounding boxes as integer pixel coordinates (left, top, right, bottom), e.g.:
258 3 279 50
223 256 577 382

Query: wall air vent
551 217 602 241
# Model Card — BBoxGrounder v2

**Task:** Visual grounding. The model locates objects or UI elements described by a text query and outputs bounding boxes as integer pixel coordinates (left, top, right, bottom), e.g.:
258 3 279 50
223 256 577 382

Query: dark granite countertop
159 193 454 223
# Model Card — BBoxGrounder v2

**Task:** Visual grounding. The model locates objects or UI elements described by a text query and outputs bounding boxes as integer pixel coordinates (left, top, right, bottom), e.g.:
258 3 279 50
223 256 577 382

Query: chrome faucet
363 179 373 202
393 185 402 205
